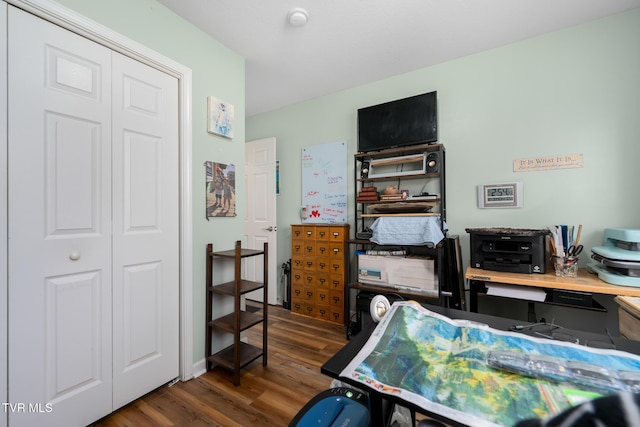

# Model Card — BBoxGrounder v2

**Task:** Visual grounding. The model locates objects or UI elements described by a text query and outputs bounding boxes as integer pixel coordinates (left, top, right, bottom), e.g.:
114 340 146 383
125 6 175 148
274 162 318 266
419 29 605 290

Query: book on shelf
379 195 404 201
406 194 438 201
357 187 379 202
365 249 407 256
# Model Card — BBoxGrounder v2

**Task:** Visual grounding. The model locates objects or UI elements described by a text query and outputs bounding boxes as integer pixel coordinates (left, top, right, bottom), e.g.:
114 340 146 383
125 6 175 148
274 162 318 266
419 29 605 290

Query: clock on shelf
477 182 523 208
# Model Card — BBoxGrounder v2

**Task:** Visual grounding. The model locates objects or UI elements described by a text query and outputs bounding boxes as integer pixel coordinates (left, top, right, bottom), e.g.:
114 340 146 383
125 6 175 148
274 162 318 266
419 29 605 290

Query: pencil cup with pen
552 255 579 278
548 224 583 278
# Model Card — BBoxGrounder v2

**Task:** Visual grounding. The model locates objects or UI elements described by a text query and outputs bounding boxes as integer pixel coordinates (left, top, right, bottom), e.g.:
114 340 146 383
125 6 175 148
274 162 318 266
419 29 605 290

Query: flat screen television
357 91 437 153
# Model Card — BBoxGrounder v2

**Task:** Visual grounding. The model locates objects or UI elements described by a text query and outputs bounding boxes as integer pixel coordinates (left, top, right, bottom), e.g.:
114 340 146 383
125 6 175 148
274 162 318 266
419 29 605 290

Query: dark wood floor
91 303 347 427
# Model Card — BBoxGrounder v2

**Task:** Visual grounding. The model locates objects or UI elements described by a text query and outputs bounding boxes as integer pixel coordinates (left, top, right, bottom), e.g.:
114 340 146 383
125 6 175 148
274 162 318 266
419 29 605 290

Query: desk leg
469 280 486 313
345 283 351 340
527 302 537 323
368 393 394 427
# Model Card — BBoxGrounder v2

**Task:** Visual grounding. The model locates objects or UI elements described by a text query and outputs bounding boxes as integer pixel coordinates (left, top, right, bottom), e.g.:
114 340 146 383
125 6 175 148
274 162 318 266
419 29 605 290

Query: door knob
264 226 277 232
69 251 81 261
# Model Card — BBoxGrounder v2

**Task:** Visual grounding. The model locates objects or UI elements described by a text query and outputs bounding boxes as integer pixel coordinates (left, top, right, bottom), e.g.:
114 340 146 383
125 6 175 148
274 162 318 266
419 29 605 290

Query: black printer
466 228 549 274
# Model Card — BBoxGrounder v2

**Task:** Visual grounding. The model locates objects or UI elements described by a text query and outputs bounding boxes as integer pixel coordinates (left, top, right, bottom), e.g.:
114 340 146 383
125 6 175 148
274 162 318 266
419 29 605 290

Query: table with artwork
322 302 640 427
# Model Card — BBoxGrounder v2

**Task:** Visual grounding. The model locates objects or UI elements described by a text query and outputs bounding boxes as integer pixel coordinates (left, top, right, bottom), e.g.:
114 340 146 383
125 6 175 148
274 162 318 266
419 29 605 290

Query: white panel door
111 52 179 409
245 137 277 304
7 5 180 425
8 7 113 427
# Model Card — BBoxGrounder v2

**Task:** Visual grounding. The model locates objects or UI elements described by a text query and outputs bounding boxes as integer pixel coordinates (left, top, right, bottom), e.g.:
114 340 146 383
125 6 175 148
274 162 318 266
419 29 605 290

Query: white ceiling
156 0 640 117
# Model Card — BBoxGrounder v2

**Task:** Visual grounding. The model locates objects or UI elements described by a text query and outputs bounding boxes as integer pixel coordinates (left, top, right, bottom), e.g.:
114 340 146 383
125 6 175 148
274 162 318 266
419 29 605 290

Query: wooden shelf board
209 311 264 333
346 240 443 252
211 280 264 296
207 342 264 371
361 213 440 217
209 248 264 259
370 154 424 167
357 172 439 182
355 143 443 160
466 265 640 297
361 199 440 205
349 282 440 300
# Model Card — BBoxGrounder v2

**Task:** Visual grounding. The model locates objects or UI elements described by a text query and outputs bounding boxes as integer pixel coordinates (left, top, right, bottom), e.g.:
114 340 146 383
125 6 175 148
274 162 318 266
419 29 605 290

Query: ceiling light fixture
287 8 309 27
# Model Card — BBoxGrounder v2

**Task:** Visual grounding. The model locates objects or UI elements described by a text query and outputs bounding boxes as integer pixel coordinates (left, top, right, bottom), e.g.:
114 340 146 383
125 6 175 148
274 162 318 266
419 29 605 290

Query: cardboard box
615 296 640 340
357 254 437 296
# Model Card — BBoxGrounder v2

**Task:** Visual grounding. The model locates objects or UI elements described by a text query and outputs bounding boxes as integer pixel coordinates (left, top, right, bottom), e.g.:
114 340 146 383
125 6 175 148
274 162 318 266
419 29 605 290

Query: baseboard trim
192 359 207 379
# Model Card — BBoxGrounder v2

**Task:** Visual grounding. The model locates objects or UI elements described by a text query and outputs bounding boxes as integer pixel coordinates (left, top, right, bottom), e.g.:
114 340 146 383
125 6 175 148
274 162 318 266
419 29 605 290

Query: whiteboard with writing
301 141 348 223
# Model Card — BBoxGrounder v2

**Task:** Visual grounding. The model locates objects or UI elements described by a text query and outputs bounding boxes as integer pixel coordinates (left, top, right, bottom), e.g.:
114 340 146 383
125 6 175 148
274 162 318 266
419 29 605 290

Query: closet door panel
45 114 102 233
111 52 179 409
122 262 163 362
7 6 113 427
46 272 103 396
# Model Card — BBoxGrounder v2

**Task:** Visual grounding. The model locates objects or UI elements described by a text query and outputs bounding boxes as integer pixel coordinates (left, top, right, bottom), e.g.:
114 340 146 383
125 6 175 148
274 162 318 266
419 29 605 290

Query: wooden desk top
465 265 640 297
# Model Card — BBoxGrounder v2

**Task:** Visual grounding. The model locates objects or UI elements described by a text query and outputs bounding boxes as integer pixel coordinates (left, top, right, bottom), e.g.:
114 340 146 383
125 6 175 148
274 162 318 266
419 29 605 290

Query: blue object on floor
289 387 370 427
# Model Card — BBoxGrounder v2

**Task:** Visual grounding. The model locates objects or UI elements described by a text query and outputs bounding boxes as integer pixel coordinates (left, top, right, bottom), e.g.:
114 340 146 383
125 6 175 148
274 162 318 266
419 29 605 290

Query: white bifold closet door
7 6 179 427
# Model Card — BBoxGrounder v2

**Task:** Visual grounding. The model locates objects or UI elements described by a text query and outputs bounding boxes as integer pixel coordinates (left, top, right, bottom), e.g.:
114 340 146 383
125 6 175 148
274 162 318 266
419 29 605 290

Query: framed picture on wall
205 161 236 218
207 96 234 138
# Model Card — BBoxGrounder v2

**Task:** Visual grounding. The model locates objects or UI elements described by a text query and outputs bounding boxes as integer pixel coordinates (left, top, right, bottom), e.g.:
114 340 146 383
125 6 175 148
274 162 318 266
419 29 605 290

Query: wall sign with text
514 153 583 172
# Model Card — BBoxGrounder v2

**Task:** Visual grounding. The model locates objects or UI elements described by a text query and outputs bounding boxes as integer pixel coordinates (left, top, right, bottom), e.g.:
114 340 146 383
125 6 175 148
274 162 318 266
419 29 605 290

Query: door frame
0 4 7 426
1 0 194 391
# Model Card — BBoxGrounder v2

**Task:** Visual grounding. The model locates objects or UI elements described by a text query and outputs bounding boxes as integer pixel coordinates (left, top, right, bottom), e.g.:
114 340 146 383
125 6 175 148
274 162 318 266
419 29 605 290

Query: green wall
55 0 247 367
49 0 640 356
247 9 640 330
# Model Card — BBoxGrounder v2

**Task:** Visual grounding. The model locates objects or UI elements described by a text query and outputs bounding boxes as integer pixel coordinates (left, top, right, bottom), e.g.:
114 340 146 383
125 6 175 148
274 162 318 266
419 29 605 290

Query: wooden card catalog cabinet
290 224 349 325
